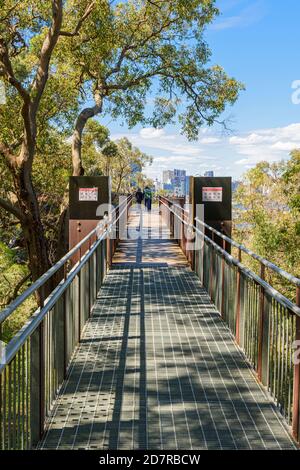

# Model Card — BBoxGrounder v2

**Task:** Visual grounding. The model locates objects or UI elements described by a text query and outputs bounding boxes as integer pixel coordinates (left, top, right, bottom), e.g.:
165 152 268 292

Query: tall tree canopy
81 121 152 194
61 0 243 175
0 0 242 293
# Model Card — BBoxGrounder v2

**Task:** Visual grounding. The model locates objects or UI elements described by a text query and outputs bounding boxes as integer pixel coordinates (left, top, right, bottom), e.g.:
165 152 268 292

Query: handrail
0 196 131 325
0 230 107 372
159 198 300 317
159 195 300 287
0 194 132 449
195 217 300 288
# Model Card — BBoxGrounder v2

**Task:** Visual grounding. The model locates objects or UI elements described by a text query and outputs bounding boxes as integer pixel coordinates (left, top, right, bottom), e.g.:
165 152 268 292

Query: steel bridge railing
159 195 300 443
0 196 132 450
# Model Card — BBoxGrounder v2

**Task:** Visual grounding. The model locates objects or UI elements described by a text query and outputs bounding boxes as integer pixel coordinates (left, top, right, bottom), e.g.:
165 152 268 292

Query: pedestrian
135 187 144 210
144 186 152 211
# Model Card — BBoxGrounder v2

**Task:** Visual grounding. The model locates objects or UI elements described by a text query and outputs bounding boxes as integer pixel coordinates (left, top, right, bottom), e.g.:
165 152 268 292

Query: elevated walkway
39 207 295 450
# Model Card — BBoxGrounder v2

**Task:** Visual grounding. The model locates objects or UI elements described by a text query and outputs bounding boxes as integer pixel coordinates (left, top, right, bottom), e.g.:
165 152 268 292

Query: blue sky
107 0 300 181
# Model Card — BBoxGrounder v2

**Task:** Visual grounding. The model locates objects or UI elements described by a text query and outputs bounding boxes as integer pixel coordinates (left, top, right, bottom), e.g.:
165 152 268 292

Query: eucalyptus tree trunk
0 0 63 301
8 145 52 302
72 90 103 176
56 91 104 262
14 170 51 281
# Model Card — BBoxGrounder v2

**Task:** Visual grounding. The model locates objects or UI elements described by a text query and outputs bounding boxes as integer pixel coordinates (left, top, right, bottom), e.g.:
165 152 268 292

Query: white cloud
230 123 300 166
112 128 205 156
139 128 165 139
200 137 221 144
211 1 266 31
111 122 300 180
271 141 297 151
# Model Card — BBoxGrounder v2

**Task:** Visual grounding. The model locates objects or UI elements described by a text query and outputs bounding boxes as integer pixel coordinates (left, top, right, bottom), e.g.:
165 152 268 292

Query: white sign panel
202 187 223 202
79 187 98 202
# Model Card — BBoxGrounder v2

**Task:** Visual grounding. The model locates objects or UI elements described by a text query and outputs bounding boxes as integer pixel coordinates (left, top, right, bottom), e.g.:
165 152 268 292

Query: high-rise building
130 162 142 187
204 170 214 177
154 178 162 192
185 176 190 196
163 170 174 184
172 169 186 196
162 169 188 196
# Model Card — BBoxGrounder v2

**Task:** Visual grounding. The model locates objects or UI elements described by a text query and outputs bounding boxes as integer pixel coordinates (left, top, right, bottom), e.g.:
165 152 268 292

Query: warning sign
79 187 98 202
202 187 223 202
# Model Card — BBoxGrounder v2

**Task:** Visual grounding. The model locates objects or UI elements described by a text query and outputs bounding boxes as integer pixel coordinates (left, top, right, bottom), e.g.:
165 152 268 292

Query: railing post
189 227 195 271
30 287 45 447
106 229 112 268
235 248 242 344
63 264 68 377
182 208 186 257
221 238 226 319
30 327 42 447
78 246 82 342
209 232 215 299
88 238 91 316
200 228 205 287
257 264 267 382
169 201 174 238
292 287 300 441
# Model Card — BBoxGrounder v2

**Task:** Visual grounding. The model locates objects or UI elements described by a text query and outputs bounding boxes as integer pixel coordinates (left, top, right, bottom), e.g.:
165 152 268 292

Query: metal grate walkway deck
40 207 296 450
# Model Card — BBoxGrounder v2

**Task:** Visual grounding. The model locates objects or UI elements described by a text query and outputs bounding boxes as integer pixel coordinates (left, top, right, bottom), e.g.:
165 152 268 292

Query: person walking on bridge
135 187 144 209
144 186 152 211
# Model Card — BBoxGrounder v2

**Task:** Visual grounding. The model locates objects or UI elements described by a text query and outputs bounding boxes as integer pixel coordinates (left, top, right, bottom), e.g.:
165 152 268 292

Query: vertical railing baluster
8 363 11 449
13 358 17 449
63 264 68 378
292 287 300 440
257 279 271 387
78 246 82 341
235 248 242 344
0 360 2 448
220 236 226 322
257 264 266 380
2 367 7 449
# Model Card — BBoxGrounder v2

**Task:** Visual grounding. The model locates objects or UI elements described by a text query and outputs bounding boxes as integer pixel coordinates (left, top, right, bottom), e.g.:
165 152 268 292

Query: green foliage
234 156 300 301
282 150 300 213
60 0 243 138
82 120 152 192
0 241 36 342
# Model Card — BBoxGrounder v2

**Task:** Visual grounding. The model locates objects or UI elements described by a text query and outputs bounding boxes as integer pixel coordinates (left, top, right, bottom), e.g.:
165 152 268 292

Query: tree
62 0 243 175
111 138 152 194
234 156 300 301
0 1 61 287
0 1 92 295
0 0 243 299
282 150 300 214
82 123 153 193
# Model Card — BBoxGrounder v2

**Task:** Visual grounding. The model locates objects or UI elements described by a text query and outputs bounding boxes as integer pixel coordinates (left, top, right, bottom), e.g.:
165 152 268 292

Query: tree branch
0 196 26 222
0 39 30 104
60 1 96 37
0 3 19 22
0 141 16 166
3 273 31 308
31 0 63 116
106 67 164 91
